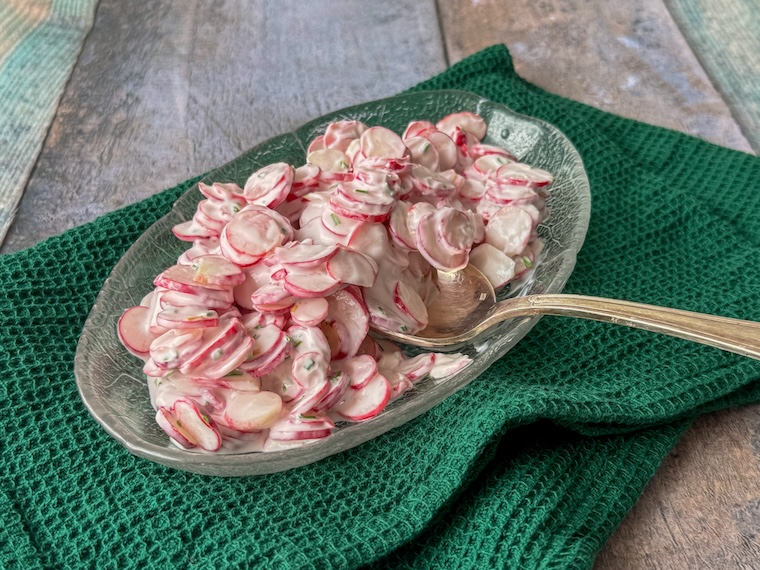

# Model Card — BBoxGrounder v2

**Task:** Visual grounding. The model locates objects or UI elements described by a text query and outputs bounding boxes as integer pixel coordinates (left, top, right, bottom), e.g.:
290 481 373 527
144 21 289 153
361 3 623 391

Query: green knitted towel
2 45 759 569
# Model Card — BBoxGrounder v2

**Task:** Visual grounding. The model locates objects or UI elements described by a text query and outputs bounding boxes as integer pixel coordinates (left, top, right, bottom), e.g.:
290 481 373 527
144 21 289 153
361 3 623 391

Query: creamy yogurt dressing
116 112 551 453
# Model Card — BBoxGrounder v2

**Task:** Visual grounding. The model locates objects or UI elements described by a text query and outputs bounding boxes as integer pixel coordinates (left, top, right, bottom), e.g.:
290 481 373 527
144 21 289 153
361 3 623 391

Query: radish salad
117 112 552 453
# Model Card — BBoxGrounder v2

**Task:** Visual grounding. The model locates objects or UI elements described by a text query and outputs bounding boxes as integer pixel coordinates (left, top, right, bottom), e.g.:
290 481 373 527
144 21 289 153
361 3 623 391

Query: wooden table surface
3 1 758 567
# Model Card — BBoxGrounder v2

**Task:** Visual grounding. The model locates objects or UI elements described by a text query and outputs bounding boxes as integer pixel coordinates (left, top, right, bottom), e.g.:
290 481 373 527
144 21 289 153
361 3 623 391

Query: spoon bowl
375 265 760 359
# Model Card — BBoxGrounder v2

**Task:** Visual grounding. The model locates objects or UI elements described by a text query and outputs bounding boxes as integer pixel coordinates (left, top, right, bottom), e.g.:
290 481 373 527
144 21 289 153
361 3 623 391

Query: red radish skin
333 373 391 421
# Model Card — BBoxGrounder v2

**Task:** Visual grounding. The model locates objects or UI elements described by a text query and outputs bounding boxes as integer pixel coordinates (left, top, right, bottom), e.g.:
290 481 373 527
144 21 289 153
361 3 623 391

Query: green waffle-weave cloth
2 45 760 569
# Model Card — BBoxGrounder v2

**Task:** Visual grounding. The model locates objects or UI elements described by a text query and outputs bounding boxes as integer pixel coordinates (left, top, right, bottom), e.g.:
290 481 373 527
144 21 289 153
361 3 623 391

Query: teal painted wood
665 0 760 153
0 0 98 245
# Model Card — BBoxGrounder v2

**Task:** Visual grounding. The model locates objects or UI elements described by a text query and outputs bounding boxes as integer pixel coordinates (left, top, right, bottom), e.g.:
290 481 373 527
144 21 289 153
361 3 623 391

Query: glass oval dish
75 90 591 476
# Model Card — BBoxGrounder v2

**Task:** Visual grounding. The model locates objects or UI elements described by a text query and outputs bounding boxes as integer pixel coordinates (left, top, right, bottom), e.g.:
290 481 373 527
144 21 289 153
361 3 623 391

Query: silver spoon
374 265 760 358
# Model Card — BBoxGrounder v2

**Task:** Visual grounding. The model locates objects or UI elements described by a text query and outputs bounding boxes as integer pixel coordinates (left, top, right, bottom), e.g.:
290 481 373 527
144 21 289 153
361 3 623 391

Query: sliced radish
469 243 517 289
192 255 245 288
495 162 553 188
155 407 197 449
320 206 362 239
332 354 378 390
118 305 159 357
388 201 416 250
405 136 440 170
468 143 516 161
394 353 435 382
485 205 534 256
392 281 428 329
356 334 381 360
284 268 341 298
286 324 332 360
222 205 293 262
409 164 456 197
241 325 290 377
333 373 391 421
222 391 283 431
149 328 205 370
307 148 352 177
290 297 329 327
402 120 436 139
275 243 338 269
232 264 272 310
385 371 414 400
423 131 458 171
268 414 334 441
360 127 408 159
292 163 321 196
429 353 471 378
171 398 222 451
244 162 294 208
436 112 487 141
251 282 295 308
200 334 254 379
322 287 370 359
154 264 232 293
325 247 378 287
198 181 246 204
291 351 329 388
313 371 349 411
156 305 219 330
307 135 325 153
324 120 368 151
179 318 245 374
172 220 215 242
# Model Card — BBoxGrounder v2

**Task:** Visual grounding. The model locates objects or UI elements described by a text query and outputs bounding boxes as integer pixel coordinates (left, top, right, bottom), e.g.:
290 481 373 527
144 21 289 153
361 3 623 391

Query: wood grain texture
665 0 760 153
1 0 446 253
595 404 760 569
438 0 753 154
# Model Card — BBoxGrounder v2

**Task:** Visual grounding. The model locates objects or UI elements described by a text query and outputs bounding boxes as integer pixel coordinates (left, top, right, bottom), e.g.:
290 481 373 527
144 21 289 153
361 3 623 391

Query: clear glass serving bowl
75 90 591 476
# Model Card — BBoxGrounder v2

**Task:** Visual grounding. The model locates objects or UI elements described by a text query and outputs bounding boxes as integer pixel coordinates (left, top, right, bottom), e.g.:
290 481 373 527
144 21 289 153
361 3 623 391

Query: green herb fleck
212 348 224 360
330 213 341 226
201 414 211 424
232 205 240 213
300 414 316 420
339 160 349 169
400 325 408 333
291 338 302 348
522 256 533 268
355 188 369 194
304 359 316 371
421 142 430 153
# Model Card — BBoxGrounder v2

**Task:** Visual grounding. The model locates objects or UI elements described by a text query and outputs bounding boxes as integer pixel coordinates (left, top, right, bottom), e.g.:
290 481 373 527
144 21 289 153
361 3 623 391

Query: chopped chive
421 142 430 153
304 359 316 371
522 256 533 268
232 205 240 213
339 160 349 169
300 414 316 420
330 213 341 226
355 188 369 194
201 414 211 424
292 338 302 348
212 348 224 360
400 325 408 333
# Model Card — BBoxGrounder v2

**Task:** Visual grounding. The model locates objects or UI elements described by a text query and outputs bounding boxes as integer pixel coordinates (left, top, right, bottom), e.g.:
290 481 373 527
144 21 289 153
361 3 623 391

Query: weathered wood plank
665 0 760 153
1 0 446 253
437 0 752 153
594 404 760 569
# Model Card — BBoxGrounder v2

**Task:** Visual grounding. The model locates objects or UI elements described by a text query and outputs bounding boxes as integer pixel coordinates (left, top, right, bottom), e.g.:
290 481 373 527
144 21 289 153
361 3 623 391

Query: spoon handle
492 294 760 360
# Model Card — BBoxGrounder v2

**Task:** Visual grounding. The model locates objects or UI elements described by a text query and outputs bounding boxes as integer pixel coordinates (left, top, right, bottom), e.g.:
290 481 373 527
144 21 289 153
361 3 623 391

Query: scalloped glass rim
75 90 590 476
